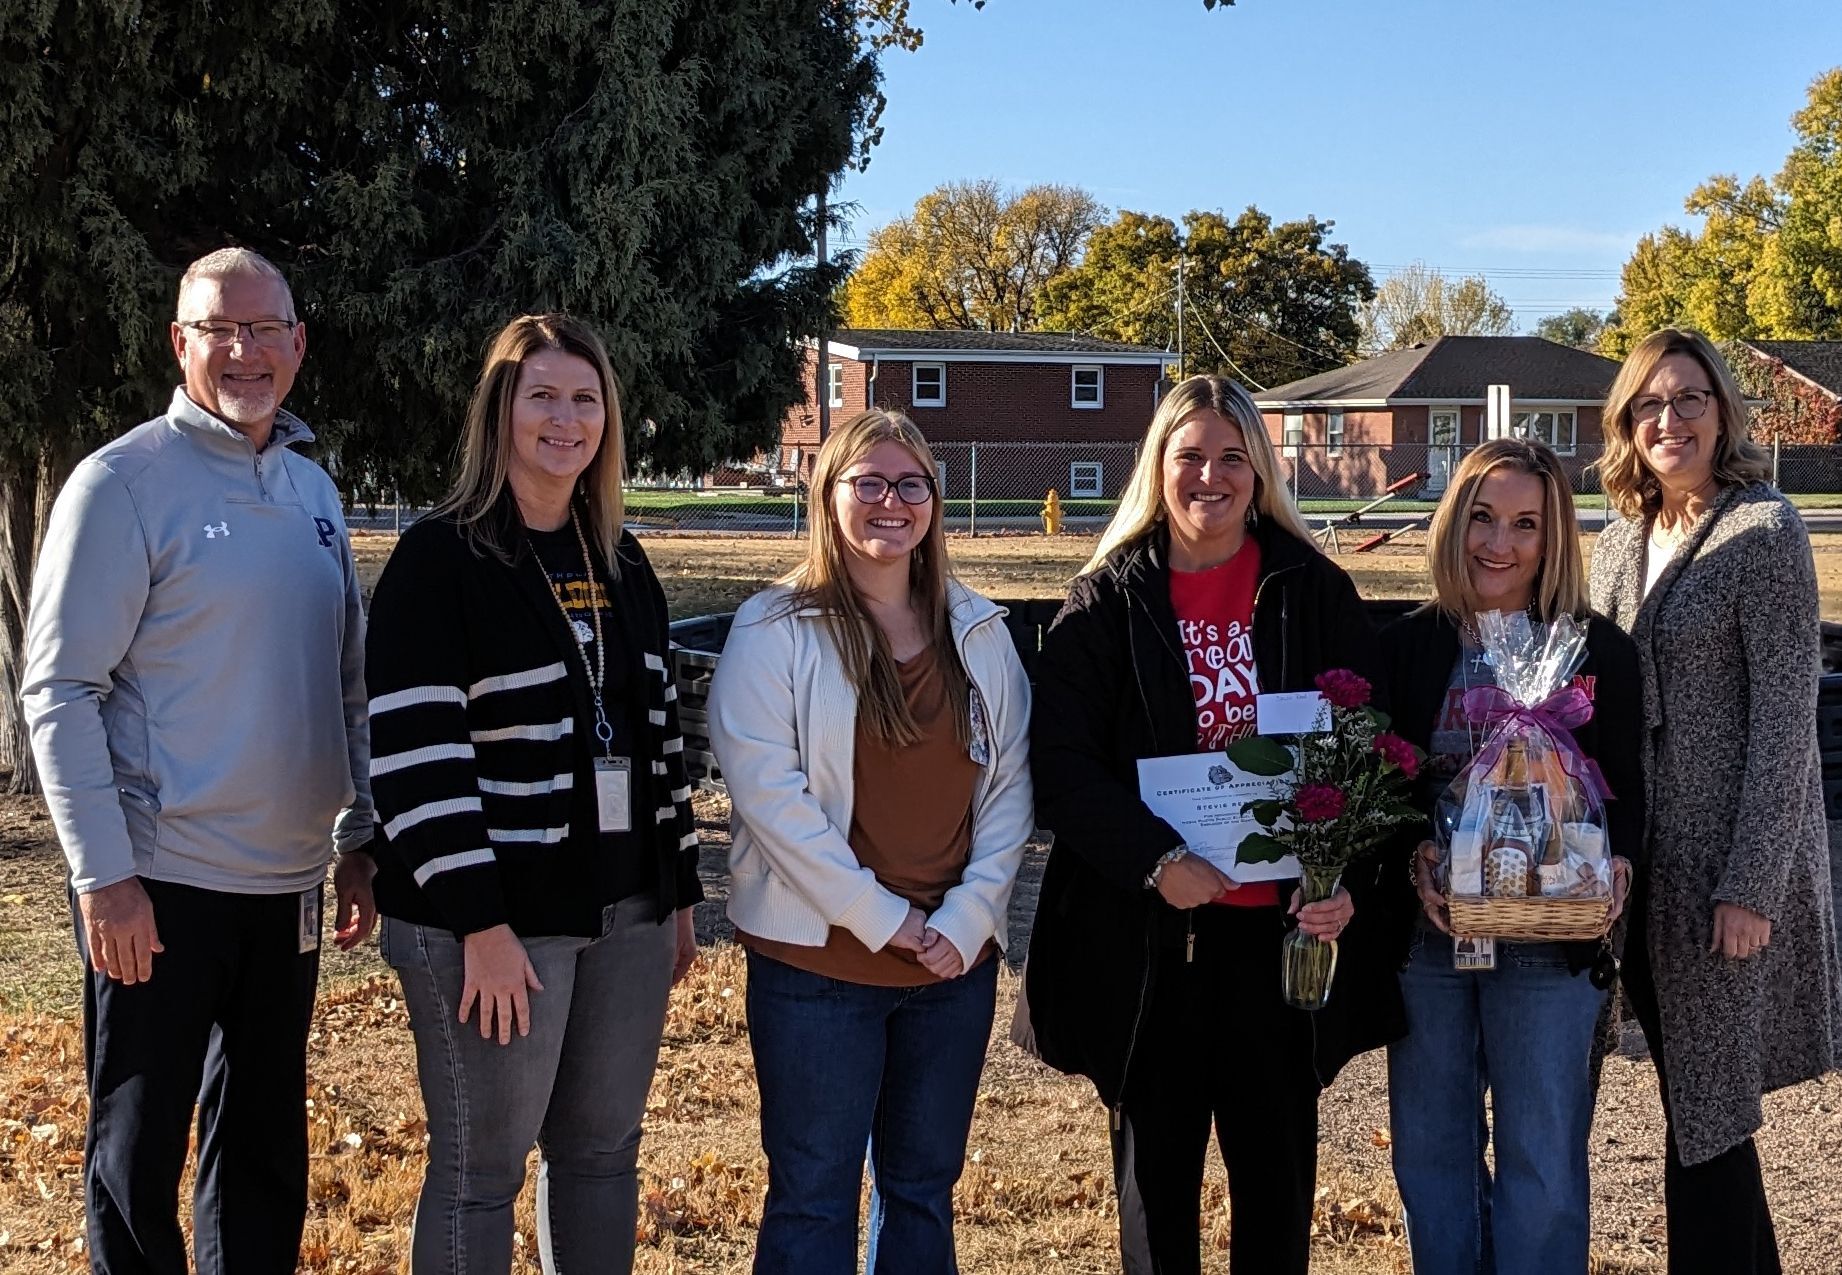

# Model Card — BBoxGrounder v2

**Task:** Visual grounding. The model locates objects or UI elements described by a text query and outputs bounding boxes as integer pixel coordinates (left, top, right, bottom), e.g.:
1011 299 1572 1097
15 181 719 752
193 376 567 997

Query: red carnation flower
1294 783 1347 823
1374 732 1420 779
1314 668 1371 710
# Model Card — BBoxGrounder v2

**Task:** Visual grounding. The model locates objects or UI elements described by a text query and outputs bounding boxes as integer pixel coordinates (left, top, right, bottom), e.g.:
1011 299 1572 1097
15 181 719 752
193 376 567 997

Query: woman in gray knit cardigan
1590 328 1842 1275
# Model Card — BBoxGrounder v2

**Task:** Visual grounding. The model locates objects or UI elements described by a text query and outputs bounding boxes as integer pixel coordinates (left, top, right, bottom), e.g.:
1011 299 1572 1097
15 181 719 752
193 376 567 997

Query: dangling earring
1245 503 1260 529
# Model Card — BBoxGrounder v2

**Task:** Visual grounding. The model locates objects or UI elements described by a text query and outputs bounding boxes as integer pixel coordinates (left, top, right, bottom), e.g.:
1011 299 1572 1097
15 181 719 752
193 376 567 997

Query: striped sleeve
640 545 704 907
365 530 508 935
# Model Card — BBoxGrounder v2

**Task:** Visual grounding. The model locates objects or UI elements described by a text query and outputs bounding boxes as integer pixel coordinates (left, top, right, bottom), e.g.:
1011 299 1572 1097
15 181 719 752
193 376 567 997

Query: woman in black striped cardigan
365 314 700 1275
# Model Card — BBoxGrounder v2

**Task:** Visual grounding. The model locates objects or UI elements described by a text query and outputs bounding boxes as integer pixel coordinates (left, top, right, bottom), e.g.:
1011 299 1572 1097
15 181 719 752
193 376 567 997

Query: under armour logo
203 522 230 539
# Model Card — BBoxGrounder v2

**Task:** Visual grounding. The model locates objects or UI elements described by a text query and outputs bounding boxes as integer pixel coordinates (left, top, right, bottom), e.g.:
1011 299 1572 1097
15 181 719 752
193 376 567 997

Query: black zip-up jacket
1375 606 1646 973
1023 522 1406 1108
366 506 702 937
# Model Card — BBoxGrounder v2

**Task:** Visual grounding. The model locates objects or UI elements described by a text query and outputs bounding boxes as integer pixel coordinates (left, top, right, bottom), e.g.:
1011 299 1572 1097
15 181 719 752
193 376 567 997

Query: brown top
741 645 986 986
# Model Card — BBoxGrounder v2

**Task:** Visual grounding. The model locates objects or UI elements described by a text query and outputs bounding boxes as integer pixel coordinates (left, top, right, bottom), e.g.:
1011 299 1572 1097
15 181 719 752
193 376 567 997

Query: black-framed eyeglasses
839 473 936 505
1631 389 1715 424
178 318 298 348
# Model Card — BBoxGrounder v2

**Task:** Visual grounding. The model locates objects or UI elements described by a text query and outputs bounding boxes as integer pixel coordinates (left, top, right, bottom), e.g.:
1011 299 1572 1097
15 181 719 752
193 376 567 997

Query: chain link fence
344 439 1842 537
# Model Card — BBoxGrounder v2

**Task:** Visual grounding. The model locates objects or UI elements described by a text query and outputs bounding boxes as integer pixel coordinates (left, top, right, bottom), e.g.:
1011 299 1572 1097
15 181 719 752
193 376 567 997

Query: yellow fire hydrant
1041 488 1063 535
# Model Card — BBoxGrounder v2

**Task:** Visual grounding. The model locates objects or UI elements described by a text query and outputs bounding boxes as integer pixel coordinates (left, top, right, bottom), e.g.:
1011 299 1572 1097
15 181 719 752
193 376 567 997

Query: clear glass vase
1281 866 1342 1012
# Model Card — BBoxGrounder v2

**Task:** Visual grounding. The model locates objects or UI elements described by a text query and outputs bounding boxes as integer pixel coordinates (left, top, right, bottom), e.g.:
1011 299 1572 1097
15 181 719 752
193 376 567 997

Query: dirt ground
5 530 1842 1272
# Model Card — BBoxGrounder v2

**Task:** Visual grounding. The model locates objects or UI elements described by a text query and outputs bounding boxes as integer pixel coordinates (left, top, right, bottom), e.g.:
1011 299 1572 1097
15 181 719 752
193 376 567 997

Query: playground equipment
1041 488 1063 535
1311 471 1428 552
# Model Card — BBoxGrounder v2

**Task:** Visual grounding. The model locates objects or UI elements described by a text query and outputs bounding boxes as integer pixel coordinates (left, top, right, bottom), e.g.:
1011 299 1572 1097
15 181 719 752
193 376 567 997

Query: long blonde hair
1425 438 1589 626
436 313 626 570
1084 374 1313 574
781 409 971 748
1598 327 1769 519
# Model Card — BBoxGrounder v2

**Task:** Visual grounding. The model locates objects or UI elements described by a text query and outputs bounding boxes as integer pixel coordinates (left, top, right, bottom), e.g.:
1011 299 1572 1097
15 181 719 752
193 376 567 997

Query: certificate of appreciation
1136 751 1301 883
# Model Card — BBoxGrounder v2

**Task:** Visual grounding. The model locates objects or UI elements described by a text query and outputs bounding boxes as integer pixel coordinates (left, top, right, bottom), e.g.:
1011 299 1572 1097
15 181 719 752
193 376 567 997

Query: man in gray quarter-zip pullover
21 248 376 1275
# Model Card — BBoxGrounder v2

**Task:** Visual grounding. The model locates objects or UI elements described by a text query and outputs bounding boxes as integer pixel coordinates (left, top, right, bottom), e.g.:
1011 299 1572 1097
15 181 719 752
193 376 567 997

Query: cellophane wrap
1434 610 1612 903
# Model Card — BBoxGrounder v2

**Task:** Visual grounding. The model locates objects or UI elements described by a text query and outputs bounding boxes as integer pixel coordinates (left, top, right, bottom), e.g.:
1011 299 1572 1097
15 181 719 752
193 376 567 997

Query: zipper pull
1111 1104 1122 1132
1185 917 1195 964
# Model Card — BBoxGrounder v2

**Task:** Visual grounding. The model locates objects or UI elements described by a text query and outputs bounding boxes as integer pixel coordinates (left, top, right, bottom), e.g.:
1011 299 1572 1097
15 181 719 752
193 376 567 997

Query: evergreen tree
0 0 879 790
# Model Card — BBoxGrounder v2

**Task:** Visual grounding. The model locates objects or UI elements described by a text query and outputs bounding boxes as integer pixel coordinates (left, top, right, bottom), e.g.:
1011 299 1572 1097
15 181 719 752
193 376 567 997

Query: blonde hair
1083 374 1313 574
436 314 625 572
1598 327 1770 519
780 409 970 748
177 247 296 321
1424 438 1589 626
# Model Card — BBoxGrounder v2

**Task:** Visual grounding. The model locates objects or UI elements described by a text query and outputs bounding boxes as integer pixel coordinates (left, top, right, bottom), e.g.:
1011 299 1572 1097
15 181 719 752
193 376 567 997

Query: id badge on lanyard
594 754 632 833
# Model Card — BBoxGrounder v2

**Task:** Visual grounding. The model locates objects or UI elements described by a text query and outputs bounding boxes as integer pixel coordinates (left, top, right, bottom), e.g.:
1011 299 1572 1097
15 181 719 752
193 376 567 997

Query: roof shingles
1255 336 1622 404
1742 340 1842 399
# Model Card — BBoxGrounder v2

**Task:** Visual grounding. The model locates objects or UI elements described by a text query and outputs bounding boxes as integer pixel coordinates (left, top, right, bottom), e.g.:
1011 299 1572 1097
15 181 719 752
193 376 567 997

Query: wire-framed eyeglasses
838 473 936 505
1631 389 1715 425
178 319 299 348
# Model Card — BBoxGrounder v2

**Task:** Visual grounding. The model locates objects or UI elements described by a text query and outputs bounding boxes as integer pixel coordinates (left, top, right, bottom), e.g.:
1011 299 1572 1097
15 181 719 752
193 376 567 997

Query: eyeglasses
179 319 298 348
1631 389 1715 424
839 473 936 505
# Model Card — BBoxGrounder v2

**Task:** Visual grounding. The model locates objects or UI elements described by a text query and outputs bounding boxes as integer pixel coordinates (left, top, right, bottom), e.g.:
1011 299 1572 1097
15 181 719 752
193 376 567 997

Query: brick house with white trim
775 328 1168 498
1254 336 1622 497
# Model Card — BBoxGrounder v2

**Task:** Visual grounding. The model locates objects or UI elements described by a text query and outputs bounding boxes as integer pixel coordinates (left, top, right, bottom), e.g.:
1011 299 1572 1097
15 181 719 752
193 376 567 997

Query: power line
1179 283 1267 392
1369 262 1622 281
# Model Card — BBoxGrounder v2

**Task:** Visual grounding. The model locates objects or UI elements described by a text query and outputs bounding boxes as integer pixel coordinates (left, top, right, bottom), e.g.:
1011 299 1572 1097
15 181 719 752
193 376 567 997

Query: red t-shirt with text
1169 542 1278 908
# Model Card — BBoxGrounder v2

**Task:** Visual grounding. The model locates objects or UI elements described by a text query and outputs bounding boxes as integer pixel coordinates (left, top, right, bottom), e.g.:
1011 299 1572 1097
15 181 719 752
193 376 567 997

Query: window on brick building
1283 412 1304 460
1069 461 1104 497
1071 365 1104 409
1511 409 1577 455
912 363 946 407
826 362 845 409
1326 410 1345 457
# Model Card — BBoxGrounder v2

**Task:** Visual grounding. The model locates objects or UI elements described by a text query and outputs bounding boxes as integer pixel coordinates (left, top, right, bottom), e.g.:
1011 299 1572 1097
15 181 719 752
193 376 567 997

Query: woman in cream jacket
709 408 1033 1275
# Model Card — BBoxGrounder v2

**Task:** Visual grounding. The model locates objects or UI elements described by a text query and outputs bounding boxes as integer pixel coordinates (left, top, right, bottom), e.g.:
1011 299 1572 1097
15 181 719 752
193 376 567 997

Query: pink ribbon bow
1459 683 1614 803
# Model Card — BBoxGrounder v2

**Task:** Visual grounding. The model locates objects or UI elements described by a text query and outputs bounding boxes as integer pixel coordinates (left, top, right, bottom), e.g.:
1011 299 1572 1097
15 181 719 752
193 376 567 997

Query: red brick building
775 329 1168 498
1253 336 1622 498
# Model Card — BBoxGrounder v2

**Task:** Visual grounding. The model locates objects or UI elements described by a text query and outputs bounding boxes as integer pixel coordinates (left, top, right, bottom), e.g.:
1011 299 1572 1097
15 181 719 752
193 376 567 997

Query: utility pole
1175 247 1185 380
816 185 830 449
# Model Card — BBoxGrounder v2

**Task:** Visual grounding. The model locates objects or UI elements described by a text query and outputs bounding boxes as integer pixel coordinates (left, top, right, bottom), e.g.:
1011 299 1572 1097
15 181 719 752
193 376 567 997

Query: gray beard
215 384 278 427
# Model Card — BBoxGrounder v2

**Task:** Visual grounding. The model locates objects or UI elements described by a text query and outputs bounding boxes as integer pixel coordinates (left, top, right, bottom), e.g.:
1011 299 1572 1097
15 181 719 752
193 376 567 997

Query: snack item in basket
1485 845 1531 897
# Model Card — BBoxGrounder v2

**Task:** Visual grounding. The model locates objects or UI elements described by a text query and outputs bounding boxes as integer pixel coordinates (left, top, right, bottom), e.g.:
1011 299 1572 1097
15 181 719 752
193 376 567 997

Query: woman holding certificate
1023 375 1401 1275
708 408 1034 1273
1590 329 1841 1275
1378 438 1644 1275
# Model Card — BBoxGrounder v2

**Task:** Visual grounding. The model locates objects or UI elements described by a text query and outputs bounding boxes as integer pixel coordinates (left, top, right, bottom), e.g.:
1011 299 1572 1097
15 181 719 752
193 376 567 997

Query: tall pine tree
0 0 879 790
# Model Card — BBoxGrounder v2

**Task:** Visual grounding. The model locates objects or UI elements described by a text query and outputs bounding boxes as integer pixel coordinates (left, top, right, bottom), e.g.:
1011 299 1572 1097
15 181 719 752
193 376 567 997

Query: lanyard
541 508 614 755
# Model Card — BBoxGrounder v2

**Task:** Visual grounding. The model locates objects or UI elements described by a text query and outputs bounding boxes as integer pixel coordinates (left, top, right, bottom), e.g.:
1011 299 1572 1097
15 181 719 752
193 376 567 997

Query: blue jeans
745 950 998 1275
383 896 675 1275
1386 930 1606 1275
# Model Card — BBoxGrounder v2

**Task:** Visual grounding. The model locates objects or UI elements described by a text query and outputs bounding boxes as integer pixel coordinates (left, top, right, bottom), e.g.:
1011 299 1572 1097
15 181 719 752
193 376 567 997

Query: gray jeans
382 896 675 1275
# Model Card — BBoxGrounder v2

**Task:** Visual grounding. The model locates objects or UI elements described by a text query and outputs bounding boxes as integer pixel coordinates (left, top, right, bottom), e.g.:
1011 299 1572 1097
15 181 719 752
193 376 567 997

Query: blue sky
831 0 1842 331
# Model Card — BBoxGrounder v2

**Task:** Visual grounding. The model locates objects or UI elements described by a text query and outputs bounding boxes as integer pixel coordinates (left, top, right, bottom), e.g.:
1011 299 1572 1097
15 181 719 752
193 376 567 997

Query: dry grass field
4 529 1842 1273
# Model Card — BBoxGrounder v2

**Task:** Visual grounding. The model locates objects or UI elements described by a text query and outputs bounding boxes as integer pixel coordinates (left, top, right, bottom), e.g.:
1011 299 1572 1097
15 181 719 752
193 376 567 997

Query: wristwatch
1145 846 1189 890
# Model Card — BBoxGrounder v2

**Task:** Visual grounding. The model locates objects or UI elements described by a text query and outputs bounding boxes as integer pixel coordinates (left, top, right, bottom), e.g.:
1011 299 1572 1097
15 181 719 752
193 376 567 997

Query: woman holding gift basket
1590 328 1842 1275
1377 438 1644 1275
1023 374 1406 1275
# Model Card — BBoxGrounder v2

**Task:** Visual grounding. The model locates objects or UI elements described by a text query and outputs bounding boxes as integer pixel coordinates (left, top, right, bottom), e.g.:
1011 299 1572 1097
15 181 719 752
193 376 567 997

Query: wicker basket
1446 892 1612 942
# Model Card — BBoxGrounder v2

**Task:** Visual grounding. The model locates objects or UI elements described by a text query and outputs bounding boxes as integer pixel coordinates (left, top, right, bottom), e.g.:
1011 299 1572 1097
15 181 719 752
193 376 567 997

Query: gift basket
1434 609 1614 942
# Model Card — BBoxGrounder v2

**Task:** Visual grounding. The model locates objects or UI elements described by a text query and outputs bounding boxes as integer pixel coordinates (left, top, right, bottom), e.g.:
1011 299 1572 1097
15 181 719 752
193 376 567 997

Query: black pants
1623 904 1782 1275
1110 905 1321 1275
75 878 321 1275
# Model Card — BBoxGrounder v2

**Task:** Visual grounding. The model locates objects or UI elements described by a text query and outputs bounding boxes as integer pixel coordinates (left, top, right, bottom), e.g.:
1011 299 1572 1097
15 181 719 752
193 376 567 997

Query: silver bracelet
1145 846 1189 890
